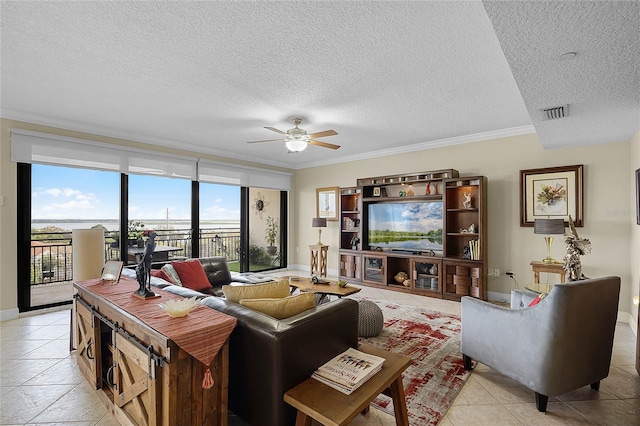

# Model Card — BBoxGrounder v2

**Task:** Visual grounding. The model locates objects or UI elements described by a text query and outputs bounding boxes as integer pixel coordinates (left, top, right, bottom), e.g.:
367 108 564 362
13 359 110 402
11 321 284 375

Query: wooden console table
309 244 329 277
530 261 566 284
74 278 236 426
284 344 411 426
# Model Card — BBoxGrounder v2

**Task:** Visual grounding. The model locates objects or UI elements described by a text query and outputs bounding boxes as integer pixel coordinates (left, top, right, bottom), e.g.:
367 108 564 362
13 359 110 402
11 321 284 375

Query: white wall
292 133 634 319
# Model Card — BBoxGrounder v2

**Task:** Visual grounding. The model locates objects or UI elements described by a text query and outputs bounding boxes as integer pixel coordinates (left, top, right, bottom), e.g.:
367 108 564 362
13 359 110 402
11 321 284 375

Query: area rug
355 297 471 426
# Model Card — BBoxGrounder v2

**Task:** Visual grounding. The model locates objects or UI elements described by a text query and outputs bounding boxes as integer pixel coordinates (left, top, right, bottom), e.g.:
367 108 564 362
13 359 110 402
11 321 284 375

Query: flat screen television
367 201 443 254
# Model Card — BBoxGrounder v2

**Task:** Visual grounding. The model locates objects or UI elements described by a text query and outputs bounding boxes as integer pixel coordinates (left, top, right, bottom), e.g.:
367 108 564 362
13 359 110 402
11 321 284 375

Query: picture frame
636 168 639 225
316 186 339 221
520 164 584 227
101 260 124 283
373 187 381 197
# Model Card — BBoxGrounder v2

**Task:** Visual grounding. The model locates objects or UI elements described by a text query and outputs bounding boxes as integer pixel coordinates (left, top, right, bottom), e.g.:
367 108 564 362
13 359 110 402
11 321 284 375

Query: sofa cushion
239 293 316 319
161 264 183 286
172 259 212 292
199 257 233 287
222 279 290 303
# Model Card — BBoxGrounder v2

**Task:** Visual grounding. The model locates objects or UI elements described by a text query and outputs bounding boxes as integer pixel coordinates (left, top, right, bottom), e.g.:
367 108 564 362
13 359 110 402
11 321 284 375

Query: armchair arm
461 296 555 394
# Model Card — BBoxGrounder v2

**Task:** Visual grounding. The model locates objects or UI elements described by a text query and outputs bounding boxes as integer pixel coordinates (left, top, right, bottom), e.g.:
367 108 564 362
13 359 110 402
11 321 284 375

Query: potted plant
265 216 278 256
128 220 145 247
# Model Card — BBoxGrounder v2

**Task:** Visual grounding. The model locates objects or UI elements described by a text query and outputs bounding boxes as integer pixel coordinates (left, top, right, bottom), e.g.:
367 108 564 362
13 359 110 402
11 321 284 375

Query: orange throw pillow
171 259 212 292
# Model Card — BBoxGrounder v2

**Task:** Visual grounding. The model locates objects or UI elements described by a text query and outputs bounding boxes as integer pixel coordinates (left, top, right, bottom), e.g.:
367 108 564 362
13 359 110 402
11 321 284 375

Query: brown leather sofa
200 295 359 426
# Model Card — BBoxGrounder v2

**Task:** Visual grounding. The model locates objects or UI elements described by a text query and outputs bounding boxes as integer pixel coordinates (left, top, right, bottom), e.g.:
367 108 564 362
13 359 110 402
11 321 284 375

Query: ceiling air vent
541 104 569 120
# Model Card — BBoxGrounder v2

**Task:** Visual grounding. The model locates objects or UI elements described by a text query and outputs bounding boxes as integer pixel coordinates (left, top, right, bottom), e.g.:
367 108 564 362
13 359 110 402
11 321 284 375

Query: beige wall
292 133 634 319
630 130 640 332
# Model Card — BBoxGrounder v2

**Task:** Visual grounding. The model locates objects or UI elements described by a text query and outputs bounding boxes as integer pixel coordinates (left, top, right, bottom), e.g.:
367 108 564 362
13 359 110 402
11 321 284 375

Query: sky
32 164 241 222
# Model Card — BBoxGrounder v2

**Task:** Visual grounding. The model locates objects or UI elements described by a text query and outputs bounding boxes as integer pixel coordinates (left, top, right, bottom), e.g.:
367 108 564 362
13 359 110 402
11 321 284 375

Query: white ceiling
1 1 638 169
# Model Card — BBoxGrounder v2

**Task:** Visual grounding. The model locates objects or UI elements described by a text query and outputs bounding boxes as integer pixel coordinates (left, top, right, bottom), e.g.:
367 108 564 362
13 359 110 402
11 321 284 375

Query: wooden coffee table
287 276 361 303
284 344 411 426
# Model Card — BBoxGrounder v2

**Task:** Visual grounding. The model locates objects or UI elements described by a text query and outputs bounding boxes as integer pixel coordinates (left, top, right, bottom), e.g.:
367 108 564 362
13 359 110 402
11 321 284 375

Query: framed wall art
520 164 584 227
316 186 339 221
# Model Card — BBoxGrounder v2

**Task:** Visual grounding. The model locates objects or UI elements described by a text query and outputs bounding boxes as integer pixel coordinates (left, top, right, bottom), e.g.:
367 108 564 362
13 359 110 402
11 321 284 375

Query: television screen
368 201 443 253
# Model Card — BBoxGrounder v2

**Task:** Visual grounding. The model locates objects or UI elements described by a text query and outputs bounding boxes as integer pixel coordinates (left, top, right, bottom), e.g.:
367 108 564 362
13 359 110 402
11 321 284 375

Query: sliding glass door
20 163 120 310
247 187 286 272
17 164 288 312
199 183 241 271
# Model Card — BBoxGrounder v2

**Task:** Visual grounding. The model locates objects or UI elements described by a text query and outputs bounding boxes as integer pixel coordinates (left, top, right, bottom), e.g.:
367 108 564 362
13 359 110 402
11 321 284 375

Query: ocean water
31 219 240 232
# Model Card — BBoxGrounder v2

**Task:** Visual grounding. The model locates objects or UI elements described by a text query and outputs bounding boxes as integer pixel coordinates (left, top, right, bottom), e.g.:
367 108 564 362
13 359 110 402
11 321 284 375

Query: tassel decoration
202 367 214 389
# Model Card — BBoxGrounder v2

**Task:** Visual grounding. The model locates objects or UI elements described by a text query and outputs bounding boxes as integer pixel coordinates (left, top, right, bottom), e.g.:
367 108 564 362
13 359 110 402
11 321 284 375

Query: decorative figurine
563 216 591 281
460 224 476 234
135 230 158 298
406 185 415 196
463 192 472 209
349 236 360 250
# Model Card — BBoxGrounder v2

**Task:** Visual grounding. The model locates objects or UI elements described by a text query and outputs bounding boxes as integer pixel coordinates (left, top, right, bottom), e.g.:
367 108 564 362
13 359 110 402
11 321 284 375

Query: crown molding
294 125 536 169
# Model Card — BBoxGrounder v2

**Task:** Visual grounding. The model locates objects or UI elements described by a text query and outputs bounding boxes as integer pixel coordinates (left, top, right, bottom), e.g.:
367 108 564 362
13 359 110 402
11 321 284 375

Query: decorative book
312 347 385 395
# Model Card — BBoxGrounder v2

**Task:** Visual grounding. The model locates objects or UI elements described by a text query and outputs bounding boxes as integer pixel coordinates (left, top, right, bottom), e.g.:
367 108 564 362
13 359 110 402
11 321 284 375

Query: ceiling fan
247 118 340 152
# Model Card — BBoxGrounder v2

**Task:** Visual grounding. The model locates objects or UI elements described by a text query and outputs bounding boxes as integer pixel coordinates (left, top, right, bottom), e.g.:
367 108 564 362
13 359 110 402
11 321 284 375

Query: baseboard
284 264 339 278
0 308 19 322
619 311 638 337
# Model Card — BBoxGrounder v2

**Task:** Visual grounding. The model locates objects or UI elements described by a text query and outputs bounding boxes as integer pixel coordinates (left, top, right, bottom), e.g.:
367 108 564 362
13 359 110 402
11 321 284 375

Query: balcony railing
30 228 240 286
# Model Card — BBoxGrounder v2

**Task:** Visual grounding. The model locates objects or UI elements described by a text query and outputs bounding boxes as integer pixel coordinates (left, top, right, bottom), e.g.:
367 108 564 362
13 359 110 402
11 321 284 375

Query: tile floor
1 278 639 425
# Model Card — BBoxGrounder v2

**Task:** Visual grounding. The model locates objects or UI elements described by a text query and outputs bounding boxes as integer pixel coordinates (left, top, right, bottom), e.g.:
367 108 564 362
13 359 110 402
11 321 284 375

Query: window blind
198 160 291 191
11 128 197 179
10 128 292 190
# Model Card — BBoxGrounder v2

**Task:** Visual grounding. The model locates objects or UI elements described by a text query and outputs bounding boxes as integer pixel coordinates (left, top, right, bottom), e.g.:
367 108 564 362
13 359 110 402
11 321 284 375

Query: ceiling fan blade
308 129 337 138
247 138 284 144
309 139 341 150
264 126 286 135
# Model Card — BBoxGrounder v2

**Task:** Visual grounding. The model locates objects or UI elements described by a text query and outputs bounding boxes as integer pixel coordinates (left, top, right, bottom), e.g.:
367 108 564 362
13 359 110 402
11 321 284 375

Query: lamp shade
312 217 327 228
72 229 105 281
534 219 565 235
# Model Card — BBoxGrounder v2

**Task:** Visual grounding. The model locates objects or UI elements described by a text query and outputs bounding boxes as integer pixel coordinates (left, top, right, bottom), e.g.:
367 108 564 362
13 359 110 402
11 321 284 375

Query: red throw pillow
150 269 171 283
528 295 543 307
171 259 212 292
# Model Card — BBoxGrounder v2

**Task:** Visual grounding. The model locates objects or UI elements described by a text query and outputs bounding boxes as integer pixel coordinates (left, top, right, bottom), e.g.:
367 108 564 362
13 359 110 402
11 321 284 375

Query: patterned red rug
356 298 471 426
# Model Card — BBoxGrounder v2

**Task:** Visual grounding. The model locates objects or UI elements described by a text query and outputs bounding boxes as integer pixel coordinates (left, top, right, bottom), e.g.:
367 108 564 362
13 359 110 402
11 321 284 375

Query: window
127 174 192 265
248 188 285 271
199 183 241 271
28 164 119 309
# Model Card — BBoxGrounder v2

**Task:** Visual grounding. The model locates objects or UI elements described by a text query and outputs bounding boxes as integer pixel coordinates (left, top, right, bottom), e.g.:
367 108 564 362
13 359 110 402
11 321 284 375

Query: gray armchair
461 276 620 412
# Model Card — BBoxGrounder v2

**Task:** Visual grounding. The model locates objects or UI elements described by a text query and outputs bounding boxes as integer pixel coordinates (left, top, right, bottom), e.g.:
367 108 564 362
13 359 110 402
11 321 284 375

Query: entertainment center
338 169 487 301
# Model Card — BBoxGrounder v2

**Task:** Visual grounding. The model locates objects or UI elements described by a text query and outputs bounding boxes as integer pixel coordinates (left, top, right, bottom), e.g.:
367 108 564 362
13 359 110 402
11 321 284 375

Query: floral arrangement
536 183 566 206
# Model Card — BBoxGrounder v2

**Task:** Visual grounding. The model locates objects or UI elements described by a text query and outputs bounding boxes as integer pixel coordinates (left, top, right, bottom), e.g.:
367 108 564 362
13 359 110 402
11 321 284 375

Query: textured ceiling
1 1 637 169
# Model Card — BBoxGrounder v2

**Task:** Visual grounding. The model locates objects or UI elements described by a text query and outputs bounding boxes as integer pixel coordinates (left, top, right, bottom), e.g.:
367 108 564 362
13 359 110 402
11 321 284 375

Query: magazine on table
312 347 385 395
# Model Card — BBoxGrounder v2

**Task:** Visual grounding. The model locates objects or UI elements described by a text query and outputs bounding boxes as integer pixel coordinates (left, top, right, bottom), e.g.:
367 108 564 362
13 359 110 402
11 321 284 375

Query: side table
284 344 411 426
309 244 329 277
530 261 565 284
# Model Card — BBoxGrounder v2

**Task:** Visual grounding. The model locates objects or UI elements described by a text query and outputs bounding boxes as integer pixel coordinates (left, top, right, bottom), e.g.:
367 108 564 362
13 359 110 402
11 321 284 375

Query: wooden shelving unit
338 169 487 301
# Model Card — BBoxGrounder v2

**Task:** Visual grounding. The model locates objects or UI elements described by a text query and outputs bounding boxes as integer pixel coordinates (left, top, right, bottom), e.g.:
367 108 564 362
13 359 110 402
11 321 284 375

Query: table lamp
312 217 327 245
534 218 565 264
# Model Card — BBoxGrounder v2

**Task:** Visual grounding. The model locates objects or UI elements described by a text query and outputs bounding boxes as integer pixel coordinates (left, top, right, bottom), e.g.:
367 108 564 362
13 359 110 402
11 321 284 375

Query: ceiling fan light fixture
285 138 307 152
